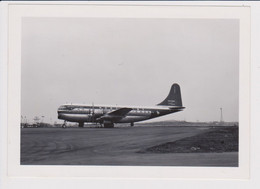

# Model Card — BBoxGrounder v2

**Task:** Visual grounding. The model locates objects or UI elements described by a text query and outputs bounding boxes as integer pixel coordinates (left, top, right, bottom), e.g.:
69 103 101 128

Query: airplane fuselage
57 83 184 127
58 104 183 124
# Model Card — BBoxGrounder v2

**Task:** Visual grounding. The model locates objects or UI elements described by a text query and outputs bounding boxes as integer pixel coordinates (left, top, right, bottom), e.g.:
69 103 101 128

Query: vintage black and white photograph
5 4 251 180
20 16 240 167
4 1 260 189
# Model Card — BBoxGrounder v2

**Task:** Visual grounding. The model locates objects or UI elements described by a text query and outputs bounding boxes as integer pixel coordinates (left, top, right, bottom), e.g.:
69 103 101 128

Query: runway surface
21 126 238 166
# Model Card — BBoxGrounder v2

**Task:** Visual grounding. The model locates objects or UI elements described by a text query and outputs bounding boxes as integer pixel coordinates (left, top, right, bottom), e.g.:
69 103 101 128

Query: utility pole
220 108 223 123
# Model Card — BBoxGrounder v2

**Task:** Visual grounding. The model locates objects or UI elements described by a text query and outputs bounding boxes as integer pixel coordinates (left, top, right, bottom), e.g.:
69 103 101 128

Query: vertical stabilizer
157 84 182 107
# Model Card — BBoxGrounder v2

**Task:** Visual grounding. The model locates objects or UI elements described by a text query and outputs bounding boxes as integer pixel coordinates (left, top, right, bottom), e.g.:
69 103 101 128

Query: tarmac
21 126 238 166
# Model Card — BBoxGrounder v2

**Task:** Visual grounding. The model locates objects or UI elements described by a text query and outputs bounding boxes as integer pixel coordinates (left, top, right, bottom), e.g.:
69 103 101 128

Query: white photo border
7 3 250 179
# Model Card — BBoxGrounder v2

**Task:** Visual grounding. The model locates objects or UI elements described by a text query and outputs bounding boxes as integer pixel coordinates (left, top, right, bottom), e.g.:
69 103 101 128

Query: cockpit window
58 105 73 110
59 106 66 110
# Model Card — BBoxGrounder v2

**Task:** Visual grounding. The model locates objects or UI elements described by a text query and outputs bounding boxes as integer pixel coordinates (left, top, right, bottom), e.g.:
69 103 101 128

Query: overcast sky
21 18 239 123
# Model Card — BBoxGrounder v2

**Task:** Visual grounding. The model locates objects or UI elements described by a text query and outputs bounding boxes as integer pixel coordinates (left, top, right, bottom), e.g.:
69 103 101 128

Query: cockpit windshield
58 105 71 110
58 105 67 110
58 105 75 111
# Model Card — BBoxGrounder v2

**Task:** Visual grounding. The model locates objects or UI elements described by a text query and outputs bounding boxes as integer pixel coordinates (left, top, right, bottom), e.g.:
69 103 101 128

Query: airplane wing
107 108 132 116
98 108 132 122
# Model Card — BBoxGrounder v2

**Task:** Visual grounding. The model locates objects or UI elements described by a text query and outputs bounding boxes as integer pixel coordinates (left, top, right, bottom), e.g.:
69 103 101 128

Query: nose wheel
62 121 67 128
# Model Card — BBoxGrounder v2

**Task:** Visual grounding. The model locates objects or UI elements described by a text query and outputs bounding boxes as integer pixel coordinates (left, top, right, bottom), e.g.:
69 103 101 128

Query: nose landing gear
62 121 67 128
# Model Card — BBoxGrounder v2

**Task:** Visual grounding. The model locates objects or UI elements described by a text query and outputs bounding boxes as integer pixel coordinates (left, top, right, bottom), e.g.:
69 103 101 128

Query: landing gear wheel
131 122 134 127
104 123 114 128
78 122 84 128
62 121 67 128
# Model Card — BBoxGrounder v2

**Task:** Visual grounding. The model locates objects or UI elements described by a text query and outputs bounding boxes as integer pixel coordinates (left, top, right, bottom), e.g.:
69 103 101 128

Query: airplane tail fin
157 83 183 107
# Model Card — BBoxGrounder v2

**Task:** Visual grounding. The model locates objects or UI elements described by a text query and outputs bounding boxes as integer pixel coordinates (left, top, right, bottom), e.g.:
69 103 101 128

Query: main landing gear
78 122 84 128
104 123 114 128
131 122 134 127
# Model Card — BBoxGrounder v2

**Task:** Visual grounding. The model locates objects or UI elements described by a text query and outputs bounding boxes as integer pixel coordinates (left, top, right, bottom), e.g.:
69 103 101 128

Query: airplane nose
58 113 62 119
57 109 64 114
